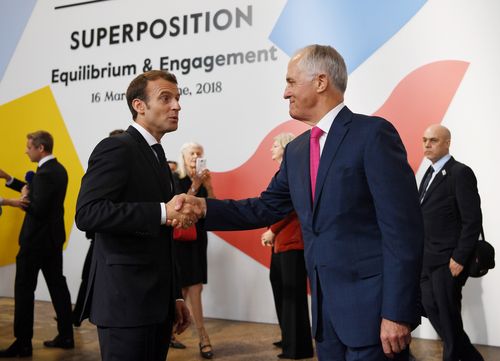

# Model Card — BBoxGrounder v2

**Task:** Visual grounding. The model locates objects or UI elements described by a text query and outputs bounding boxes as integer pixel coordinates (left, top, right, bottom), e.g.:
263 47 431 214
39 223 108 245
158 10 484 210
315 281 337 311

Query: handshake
165 194 206 228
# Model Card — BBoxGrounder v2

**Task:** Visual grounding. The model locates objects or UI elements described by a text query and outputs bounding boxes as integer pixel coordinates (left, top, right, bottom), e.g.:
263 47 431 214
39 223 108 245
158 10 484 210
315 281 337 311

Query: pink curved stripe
211 61 469 268
374 60 469 172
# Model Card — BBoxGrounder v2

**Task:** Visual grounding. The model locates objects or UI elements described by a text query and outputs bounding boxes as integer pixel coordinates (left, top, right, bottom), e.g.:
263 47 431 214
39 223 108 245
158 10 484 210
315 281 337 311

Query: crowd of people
0 44 486 361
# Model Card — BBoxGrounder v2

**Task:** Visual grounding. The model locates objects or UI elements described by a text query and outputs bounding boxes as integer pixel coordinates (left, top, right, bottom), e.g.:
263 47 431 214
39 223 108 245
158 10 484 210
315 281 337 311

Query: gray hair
294 44 347 94
177 142 204 179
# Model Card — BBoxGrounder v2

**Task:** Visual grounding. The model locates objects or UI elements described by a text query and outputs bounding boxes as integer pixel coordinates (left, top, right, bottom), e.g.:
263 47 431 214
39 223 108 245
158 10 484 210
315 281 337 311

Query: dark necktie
152 143 173 191
310 126 324 201
419 165 434 202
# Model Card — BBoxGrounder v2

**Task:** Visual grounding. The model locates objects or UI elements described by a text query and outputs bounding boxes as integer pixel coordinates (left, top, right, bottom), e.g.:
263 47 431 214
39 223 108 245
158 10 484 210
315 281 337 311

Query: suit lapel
126 126 173 198
421 157 455 204
312 107 351 212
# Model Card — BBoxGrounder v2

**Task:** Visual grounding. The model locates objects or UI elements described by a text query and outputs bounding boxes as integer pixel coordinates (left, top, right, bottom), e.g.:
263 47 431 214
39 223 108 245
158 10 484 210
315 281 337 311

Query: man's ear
316 73 328 93
132 98 145 116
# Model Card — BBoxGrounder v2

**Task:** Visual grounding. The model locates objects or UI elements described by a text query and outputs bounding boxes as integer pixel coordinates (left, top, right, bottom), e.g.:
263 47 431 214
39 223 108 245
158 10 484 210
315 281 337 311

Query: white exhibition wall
1 0 499 346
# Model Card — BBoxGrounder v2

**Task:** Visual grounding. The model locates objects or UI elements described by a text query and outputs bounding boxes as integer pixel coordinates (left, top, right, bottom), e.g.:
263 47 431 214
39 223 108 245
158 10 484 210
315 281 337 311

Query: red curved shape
211 121 309 267
374 60 469 172
210 60 469 268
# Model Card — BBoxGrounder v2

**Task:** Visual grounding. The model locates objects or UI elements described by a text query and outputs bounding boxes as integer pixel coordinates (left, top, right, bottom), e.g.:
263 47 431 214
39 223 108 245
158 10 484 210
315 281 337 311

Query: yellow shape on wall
0 86 83 266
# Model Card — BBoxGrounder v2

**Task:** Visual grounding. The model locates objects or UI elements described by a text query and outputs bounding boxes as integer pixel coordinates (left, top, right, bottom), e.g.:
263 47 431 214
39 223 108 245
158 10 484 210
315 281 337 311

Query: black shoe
170 337 186 349
273 340 283 348
0 339 32 357
277 353 313 360
43 335 74 349
199 342 214 359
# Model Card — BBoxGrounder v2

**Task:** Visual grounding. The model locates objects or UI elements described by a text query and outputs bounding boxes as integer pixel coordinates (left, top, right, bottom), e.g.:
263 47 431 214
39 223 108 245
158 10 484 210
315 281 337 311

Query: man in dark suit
178 45 424 361
0 131 74 358
419 124 484 361
75 70 198 361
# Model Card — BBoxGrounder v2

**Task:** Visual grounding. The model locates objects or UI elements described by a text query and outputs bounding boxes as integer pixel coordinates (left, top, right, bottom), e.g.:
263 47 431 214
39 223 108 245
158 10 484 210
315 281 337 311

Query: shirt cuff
160 202 166 225
5 177 13 186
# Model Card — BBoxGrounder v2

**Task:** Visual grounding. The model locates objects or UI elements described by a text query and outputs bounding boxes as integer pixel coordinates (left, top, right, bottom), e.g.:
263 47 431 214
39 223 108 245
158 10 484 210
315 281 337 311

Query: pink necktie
310 126 324 201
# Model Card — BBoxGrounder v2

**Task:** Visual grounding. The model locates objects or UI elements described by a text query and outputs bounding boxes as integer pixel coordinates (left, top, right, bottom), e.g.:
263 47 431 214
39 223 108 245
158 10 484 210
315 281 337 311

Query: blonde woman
261 133 313 359
173 142 215 359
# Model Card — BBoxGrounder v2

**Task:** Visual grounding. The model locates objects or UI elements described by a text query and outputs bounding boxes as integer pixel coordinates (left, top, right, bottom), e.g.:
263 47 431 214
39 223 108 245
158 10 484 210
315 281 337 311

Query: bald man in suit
419 124 484 361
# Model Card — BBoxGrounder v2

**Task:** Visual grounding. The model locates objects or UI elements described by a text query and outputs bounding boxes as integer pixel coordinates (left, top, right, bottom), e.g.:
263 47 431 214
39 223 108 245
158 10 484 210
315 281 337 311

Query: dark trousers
270 249 313 359
14 246 73 342
315 276 408 361
421 265 483 361
97 318 173 361
73 240 93 323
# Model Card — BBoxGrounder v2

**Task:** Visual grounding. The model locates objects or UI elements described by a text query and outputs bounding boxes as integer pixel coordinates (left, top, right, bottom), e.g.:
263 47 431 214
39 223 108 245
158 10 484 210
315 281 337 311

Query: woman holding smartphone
173 142 215 359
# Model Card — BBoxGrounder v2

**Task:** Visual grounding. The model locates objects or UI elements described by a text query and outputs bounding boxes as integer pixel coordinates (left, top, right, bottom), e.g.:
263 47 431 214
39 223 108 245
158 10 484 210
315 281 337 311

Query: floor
0 297 498 360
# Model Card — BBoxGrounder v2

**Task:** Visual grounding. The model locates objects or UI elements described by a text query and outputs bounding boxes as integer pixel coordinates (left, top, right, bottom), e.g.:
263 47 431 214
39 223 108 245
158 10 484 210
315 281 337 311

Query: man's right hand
166 193 206 228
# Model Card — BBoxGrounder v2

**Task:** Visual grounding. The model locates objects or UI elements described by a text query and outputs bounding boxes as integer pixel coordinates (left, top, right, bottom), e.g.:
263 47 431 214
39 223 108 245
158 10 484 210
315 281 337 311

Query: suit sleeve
364 120 424 325
451 166 482 265
75 137 161 237
6 178 26 193
204 151 294 230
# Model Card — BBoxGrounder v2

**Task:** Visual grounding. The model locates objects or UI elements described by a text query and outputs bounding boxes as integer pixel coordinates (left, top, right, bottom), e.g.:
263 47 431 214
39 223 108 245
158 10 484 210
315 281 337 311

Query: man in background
0 130 74 358
168 160 178 173
419 124 484 361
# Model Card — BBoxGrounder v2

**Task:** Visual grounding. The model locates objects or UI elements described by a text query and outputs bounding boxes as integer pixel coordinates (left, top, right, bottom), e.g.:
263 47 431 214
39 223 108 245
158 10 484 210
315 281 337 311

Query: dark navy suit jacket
204 107 423 347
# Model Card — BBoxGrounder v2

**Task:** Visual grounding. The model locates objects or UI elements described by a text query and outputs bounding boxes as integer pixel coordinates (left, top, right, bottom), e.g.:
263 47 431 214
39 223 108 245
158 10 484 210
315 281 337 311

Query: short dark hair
27 130 53 153
126 70 178 120
109 129 125 137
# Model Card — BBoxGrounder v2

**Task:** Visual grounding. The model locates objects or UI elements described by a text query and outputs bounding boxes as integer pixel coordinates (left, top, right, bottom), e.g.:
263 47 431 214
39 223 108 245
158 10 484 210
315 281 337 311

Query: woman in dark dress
173 142 215 359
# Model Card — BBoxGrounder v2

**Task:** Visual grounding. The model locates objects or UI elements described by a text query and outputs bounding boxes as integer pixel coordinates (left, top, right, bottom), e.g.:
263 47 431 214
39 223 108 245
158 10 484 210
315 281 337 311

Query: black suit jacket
75 126 179 327
7 158 68 251
420 156 482 268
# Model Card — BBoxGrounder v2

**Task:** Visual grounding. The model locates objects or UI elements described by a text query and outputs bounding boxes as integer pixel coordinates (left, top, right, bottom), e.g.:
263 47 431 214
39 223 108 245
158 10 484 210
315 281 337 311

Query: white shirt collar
432 154 452 173
314 102 345 135
131 122 160 146
38 154 55 168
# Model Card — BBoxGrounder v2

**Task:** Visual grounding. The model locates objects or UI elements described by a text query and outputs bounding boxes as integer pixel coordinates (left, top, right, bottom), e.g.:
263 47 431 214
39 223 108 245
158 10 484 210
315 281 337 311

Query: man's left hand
380 318 411 358
172 300 191 335
449 257 464 277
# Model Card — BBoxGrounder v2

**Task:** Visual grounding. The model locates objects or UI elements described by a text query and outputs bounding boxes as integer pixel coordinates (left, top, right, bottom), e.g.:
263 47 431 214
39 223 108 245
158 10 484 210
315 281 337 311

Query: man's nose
283 86 291 99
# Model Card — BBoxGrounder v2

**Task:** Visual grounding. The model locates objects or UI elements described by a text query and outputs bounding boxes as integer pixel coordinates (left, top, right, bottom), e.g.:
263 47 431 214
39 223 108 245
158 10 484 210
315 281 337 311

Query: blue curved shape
270 0 427 73
0 0 37 82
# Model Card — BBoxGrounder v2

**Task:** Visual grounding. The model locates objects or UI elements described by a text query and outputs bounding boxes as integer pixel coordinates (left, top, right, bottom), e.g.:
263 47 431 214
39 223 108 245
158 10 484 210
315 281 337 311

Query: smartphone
196 158 207 175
